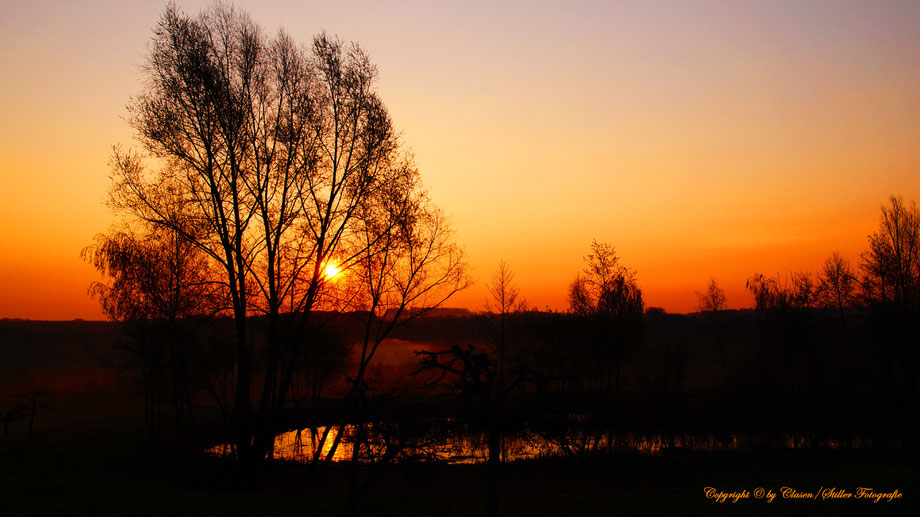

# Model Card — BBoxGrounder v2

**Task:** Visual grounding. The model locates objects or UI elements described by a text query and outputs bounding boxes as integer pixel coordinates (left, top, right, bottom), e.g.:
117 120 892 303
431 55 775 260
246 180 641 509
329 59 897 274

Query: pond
206 423 875 464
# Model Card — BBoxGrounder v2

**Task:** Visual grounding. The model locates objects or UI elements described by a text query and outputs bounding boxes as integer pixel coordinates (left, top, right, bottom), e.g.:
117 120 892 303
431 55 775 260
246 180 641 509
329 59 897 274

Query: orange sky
2 0 920 319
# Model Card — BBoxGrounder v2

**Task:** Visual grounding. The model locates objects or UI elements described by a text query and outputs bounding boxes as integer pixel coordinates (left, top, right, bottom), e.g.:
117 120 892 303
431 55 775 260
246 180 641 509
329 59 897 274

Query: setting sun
323 262 342 281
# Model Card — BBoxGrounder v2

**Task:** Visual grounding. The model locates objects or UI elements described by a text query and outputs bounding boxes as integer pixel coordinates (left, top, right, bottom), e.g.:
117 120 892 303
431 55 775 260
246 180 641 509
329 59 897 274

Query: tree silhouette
484 260 527 464
84 212 215 449
746 272 821 392
816 252 858 386
314 188 469 465
695 278 726 313
415 345 535 517
696 278 728 384
860 195 920 397
817 252 859 313
16 391 53 437
861 195 920 308
0 402 24 436
568 241 644 396
95 3 462 471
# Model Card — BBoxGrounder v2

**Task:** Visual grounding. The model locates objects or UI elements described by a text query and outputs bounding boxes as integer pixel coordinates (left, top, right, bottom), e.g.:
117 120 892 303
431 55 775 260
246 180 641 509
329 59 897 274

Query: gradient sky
2 0 920 319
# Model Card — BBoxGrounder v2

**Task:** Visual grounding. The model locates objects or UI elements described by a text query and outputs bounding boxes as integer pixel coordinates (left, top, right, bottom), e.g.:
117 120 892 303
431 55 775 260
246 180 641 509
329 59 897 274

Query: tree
568 241 644 396
695 278 726 313
483 260 527 462
817 252 858 314
695 278 728 384
486 260 526 317
790 271 817 309
861 195 920 308
84 215 215 448
16 391 53 437
287 324 350 411
860 195 920 397
816 252 858 386
97 3 462 470
746 272 822 392
485 260 526 357
302 189 469 516
746 273 782 311
415 345 534 517
0 402 24 436
314 186 469 465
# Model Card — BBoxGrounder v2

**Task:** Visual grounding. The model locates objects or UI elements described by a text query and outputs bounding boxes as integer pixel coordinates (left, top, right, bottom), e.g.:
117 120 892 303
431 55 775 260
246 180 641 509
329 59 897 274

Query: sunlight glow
323 262 342 281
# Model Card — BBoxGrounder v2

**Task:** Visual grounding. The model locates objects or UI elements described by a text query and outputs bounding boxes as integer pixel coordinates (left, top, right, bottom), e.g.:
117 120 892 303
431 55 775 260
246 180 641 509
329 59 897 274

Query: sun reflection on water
206 425 865 464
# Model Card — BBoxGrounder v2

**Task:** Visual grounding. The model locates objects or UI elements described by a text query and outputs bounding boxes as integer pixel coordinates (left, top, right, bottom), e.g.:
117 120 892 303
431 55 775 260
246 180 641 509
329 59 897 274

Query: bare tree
746 272 823 391
861 195 920 308
568 241 644 396
0 402 24 436
695 278 726 313
817 252 858 312
84 214 215 449
316 182 469 465
287 324 350 411
486 260 525 315
860 195 920 397
96 3 459 470
696 278 728 384
415 345 534 517
483 260 526 464
16 391 53 437
485 260 527 382
791 271 817 309
308 178 468 517
746 273 783 310
817 252 859 381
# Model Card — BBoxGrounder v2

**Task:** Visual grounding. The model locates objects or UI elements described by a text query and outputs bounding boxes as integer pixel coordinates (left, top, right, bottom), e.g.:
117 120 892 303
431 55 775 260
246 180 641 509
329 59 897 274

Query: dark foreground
1 417 916 517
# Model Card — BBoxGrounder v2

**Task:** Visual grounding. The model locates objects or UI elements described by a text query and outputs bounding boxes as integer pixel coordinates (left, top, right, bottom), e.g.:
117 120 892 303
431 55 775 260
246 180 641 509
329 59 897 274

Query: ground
1 416 915 516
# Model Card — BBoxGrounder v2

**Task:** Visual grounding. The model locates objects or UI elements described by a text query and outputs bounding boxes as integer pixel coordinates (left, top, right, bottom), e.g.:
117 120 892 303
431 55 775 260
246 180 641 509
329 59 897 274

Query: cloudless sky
2 0 920 319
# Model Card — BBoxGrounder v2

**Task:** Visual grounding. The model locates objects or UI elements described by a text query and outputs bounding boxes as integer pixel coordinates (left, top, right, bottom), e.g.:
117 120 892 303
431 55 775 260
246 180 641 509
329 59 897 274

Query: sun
323 262 342 281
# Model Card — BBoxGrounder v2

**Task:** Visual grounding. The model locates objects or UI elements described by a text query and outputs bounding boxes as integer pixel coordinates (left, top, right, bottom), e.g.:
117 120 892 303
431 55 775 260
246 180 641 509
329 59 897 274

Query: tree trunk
487 426 501 517
27 405 35 437
348 423 365 517
234 309 255 473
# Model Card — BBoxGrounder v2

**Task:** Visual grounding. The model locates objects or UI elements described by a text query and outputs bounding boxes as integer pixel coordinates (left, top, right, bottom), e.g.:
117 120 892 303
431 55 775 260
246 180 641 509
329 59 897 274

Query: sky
1 0 920 319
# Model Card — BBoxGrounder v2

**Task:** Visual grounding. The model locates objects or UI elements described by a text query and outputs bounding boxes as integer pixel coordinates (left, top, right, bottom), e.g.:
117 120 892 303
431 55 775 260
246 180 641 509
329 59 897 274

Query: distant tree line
420 195 920 470
742 195 919 399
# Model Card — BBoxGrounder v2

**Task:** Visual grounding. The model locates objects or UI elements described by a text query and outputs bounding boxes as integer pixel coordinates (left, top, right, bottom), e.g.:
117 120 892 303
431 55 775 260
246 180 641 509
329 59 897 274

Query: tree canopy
86 3 466 469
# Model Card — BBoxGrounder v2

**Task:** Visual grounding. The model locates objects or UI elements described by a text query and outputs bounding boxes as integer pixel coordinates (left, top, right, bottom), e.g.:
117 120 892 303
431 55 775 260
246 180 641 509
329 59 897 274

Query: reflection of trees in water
284 426 352 463
206 423 884 464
